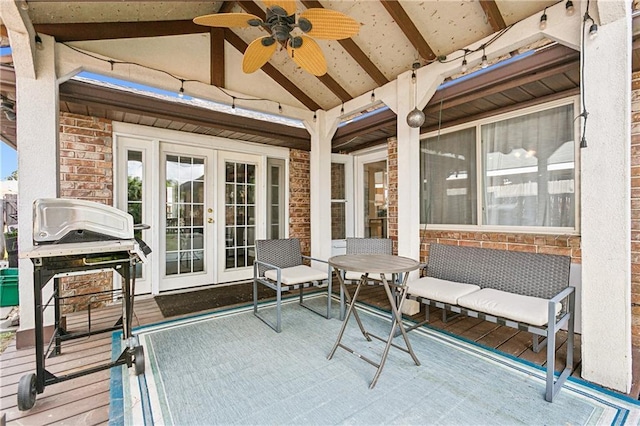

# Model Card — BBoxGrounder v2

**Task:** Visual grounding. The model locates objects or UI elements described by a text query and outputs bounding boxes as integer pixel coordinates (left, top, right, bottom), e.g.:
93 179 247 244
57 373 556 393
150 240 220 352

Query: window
420 101 576 231
266 158 285 239
331 162 347 240
127 150 144 278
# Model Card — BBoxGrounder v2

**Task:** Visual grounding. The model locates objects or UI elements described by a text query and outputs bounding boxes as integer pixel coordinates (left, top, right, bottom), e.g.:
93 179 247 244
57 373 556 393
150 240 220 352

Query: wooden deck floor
0 284 638 425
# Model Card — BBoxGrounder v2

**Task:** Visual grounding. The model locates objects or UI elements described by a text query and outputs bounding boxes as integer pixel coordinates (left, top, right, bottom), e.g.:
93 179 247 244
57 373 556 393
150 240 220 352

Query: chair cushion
345 271 394 282
264 265 328 285
457 288 561 327
407 277 480 305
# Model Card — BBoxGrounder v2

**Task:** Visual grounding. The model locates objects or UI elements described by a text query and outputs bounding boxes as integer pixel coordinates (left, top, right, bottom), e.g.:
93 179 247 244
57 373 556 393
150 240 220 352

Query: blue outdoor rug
110 295 640 425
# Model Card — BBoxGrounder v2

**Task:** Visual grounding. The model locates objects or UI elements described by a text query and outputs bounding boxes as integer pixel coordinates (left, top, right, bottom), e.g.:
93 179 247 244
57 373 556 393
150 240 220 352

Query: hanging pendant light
406 62 425 128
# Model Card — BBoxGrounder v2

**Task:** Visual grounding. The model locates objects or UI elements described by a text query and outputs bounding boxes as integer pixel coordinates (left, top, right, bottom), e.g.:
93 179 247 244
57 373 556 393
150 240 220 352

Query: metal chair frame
253 238 332 332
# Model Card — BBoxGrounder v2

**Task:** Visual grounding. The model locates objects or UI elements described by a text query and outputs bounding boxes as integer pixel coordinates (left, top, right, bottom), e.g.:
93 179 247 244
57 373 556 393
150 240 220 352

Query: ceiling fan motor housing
265 12 295 41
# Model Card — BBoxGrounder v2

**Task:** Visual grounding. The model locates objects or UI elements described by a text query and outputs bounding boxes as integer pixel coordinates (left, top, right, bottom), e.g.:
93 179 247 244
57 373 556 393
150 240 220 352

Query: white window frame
419 96 580 235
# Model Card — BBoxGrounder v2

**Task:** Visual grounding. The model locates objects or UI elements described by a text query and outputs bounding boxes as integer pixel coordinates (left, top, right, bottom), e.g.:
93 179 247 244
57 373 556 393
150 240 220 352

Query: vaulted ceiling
0 1 635 153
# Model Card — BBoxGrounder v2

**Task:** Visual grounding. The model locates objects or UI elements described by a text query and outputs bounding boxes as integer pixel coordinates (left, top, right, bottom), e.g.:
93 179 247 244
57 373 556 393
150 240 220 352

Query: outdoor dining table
327 253 421 388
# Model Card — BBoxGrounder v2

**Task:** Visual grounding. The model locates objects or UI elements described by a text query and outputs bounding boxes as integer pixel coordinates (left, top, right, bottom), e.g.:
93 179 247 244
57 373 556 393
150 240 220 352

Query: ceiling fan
193 0 360 76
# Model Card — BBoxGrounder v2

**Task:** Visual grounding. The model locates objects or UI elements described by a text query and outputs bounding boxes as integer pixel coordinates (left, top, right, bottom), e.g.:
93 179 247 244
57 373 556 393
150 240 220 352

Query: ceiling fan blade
287 35 327 76
243 37 277 73
300 9 360 40
193 12 262 28
263 0 297 16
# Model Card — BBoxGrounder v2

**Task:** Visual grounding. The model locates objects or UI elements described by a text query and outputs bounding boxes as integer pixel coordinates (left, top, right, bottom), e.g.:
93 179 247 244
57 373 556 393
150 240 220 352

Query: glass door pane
127 150 144 279
331 162 347 240
165 155 206 276
363 160 388 238
224 160 256 270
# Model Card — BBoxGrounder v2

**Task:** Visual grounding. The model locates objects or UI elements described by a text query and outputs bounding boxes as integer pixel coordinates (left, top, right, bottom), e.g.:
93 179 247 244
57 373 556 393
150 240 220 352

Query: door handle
208 218 214 223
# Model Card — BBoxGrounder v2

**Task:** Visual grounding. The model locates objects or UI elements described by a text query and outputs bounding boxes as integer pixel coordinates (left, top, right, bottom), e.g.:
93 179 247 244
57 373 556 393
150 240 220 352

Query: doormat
154 282 278 317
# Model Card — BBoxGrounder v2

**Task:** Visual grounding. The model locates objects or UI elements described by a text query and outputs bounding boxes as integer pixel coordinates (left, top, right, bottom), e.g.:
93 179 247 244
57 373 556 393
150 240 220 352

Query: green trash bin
0 268 19 307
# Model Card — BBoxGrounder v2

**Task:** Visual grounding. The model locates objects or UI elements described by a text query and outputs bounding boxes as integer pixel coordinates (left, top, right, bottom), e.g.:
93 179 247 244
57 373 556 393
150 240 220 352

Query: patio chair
340 238 393 318
253 238 332 332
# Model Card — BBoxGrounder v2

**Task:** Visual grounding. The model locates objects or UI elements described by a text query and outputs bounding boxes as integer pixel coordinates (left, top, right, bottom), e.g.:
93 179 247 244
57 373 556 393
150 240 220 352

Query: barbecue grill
17 198 150 411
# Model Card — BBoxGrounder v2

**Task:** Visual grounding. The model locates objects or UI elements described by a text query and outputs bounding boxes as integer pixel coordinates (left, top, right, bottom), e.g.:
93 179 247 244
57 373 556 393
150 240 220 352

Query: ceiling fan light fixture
268 5 289 17
289 36 303 49
262 37 276 47
298 17 312 33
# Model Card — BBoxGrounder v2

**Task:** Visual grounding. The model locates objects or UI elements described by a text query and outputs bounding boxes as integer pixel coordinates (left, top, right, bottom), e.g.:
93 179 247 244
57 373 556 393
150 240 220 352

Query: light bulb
565 0 575 16
461 58 468 73
589 23 598 39
539 13 547 30
481 55 488 69
178 87 184 98
35 35 44 51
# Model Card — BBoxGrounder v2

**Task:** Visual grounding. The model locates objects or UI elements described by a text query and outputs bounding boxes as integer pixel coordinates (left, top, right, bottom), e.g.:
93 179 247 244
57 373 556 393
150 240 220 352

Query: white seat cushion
264 265 328 285
345 271 394 282
457 288 561 327
407 277 480 305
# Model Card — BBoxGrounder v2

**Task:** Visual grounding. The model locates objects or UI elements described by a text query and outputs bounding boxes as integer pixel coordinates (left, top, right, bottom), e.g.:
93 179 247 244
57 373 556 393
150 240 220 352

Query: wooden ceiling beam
300 0 389 87
479 0 507 32
32 20 208 42
224 30 321 111
59 79 310 148
380 0 436 61
210 28 225 87
237 0 353 103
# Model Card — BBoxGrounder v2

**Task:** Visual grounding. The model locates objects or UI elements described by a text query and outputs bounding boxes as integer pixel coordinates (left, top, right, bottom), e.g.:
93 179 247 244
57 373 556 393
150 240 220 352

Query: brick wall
418 230 581 264
631 71 640 346
387 139 398 254
289 149 311 256
58 112 114 312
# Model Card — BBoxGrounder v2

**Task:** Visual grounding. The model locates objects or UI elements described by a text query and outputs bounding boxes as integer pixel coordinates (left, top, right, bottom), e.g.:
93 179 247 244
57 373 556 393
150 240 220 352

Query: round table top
328 254 420 274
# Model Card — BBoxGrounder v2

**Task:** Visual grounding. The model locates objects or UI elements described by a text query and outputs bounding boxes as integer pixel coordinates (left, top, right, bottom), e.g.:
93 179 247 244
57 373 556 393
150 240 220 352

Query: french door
159 144 215 291
216 151 263 282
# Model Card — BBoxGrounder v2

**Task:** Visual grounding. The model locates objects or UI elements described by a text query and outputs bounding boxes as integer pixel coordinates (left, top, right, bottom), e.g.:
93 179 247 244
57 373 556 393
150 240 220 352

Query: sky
1 141 17 181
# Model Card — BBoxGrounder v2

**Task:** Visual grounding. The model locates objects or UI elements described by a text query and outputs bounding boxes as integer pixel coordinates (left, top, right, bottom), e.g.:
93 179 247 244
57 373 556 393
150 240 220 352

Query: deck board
0 284 635 424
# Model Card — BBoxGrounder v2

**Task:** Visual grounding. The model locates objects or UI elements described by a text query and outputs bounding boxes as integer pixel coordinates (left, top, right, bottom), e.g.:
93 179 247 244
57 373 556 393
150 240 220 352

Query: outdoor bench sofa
405 243 575 402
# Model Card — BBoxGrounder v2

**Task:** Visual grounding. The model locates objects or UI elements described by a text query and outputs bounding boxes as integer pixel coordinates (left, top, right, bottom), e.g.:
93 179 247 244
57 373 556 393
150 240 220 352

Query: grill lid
33 198 134 245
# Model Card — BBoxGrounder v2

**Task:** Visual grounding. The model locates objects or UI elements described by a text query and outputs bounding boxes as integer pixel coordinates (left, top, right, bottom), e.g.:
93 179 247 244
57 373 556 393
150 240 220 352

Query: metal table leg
328 269 371 361
368 273 420 388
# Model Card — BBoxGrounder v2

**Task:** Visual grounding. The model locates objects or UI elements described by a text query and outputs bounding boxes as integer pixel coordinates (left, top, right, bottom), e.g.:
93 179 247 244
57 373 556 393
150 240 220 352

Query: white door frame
114 136 155 295
113 122 290 294
330 153 354 256
354 148 388 238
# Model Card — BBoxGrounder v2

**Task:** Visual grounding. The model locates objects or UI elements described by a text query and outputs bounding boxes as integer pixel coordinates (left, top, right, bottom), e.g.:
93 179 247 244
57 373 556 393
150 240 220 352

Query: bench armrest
550 286 575 304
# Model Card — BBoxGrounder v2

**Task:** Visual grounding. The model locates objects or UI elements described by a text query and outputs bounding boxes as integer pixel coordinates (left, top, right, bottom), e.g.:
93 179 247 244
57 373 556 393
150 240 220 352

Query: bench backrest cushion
255 238 303 276
426 243 571 299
